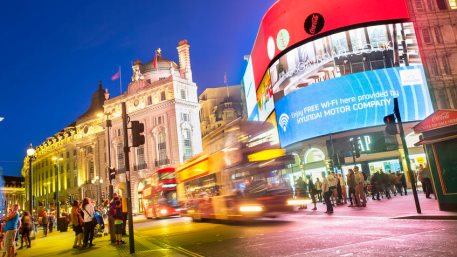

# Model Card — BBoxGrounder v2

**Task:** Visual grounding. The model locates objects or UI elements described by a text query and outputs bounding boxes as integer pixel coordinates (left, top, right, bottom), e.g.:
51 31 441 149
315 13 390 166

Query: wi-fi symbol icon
279 113 289 132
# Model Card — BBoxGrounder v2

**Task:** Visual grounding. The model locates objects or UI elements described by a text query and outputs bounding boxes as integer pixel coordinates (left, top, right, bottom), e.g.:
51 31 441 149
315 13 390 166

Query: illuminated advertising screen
249 0 409 88
242 59 259 121
256 70 275 121
274 23 433 147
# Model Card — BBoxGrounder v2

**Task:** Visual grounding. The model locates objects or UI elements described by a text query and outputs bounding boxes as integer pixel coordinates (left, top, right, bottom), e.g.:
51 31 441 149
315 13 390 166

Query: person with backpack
110 196 125 245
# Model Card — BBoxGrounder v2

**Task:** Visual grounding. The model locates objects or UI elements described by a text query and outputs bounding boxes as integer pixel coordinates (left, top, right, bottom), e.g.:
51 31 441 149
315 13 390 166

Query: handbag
30 229 36 240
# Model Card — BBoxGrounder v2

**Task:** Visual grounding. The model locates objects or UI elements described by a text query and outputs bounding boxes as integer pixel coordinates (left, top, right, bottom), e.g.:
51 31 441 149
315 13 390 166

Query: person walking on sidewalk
400 171 408 195
48 211 55 233
112 198 125 245
347 169 357 206
41 211 49 237
322 172 333 214
418 164 433 199
82 197 96 247
306 175 317 211
108 193 119 243
354 166 366 207
19 211 32 249
70 200 84 249
3 204 20 257
314 178 322 202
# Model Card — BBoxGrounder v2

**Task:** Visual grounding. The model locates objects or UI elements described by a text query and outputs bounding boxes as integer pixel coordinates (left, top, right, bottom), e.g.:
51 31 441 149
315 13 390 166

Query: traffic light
131 120 145 147
109 167 116 182
383 113 398 135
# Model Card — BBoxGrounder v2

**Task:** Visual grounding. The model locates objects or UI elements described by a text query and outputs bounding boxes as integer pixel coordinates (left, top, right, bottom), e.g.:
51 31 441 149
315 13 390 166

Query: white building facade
104 40 202 213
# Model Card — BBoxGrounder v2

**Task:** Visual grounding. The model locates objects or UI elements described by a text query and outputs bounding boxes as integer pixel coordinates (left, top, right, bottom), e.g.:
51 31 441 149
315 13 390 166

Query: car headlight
239 205 263 213
160 209 168 215
287 199 312 206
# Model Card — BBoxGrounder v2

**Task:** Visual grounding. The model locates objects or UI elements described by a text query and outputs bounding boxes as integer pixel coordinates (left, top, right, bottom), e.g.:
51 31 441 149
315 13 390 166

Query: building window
436 88 449 109
147 96 152 105
160 91 166 101
158 132 167 163
181 113 189 122
66 152 70 158
442 56 452 75
422 28 433 44
137 145 145 167
117 144 125 171
434 27 444 44
427 0 435 10
74 172 78 187
415 0 425 11
430 57 440 76
73 149 77 156
89 160 95 181
117 129 121 137
181 89 186 100
449 0 457 9
436 0 449 10
183 129 193 161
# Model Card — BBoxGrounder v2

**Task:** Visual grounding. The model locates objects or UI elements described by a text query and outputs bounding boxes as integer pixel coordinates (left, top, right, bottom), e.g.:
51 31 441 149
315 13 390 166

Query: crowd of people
0 192 131 256
294 165 434 215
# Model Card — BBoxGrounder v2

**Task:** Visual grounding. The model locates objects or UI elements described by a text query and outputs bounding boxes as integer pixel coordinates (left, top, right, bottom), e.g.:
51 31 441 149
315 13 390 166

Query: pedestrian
3 204 20 257
400 171 408 195
70 200 84 248
327 172 338 206
306 175 317 211
48 211 55 233
321 172 333 214
41 210 49 237
14 214 21 249
296 177 308 209
314 178 322 202
19 211 32 249
121 196 128 236
371 171 381 200
389 171 397 196
108 193 118 243
395 171 403 196
354 166 366 207
347 169 357 206
418 164 433 199
382 171 391 199
112 198 125 245
82 197 96 247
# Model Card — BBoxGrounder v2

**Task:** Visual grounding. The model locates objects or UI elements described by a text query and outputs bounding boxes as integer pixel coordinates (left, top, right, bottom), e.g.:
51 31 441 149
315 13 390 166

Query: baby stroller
93 210 106 238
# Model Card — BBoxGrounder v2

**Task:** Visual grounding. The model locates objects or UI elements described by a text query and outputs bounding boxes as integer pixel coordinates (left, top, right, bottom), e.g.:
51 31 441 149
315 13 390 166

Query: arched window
183 129 193 161
157 132 167 165
304 148 325 164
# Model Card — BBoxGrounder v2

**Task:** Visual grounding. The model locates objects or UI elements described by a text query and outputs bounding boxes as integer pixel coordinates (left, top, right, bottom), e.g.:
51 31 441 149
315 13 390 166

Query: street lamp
26 144 35 216
91 176 103 208
103 112 114 200
52 156 63 219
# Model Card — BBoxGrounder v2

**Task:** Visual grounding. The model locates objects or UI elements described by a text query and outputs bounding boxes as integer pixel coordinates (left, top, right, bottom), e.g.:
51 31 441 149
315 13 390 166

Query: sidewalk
301 190 457 219
15 225 186 257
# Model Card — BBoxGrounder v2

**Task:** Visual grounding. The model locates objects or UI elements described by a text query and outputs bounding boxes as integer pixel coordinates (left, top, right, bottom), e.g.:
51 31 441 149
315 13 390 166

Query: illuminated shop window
450 0 457 9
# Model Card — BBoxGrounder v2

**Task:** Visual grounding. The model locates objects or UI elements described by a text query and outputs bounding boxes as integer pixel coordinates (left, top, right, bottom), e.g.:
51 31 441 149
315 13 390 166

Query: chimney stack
177 40 192 81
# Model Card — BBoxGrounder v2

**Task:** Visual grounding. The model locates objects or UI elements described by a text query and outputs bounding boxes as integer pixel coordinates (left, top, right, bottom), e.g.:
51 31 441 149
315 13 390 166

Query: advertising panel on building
246 0 433 148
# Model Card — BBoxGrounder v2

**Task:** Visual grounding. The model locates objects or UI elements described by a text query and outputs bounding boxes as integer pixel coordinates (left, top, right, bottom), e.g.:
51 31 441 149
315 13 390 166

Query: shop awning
413 109 457 133
414 132 457 146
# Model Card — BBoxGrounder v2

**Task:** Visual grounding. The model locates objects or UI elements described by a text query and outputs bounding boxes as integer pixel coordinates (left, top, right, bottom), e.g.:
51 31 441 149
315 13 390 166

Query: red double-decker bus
142 167 180 219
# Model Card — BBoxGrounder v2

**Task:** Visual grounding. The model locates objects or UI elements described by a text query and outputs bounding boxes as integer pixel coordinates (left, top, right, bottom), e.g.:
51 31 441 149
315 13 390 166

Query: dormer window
160 91 166 101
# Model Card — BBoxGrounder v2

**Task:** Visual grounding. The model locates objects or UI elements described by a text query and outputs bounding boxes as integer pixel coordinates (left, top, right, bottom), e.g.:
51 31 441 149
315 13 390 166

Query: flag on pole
111 69 120 80
153 52 158 70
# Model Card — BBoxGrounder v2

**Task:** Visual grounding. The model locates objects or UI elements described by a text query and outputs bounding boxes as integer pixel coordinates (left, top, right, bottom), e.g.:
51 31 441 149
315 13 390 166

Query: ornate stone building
104 40 202 213
0 175 26 213
21 83 108 213
407 0 457 108
199 85 244 139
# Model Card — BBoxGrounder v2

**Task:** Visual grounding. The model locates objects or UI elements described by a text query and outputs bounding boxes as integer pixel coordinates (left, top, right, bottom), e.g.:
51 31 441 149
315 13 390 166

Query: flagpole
224 72 230 98
119 66 122 94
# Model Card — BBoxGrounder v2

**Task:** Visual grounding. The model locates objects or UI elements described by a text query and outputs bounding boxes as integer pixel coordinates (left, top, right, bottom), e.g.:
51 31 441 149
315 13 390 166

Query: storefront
414 109 457 211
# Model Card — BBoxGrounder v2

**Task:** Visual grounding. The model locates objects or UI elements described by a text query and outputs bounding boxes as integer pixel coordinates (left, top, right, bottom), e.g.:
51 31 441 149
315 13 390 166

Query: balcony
133 163 148 171
155 158 170 167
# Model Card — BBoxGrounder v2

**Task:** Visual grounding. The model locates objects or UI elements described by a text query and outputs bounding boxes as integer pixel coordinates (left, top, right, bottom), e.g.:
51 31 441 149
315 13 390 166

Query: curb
392 215 457 220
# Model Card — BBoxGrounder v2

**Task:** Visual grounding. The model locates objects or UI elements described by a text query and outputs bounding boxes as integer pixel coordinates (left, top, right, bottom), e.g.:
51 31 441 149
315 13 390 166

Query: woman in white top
82 197 95 247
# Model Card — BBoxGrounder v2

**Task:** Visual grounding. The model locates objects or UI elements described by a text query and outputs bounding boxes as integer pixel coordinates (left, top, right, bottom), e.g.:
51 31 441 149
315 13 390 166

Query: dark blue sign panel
275 65 433 147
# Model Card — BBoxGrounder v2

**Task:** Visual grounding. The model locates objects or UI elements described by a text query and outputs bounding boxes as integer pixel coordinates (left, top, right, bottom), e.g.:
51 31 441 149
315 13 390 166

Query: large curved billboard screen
272 22 433 147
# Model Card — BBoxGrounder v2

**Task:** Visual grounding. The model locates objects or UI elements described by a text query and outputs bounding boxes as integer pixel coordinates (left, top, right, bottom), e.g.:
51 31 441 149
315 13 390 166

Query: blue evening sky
0 0 276 176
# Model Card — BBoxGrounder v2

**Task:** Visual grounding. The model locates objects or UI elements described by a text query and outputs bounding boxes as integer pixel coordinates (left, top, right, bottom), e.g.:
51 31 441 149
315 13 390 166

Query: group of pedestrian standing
68 197 96 248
